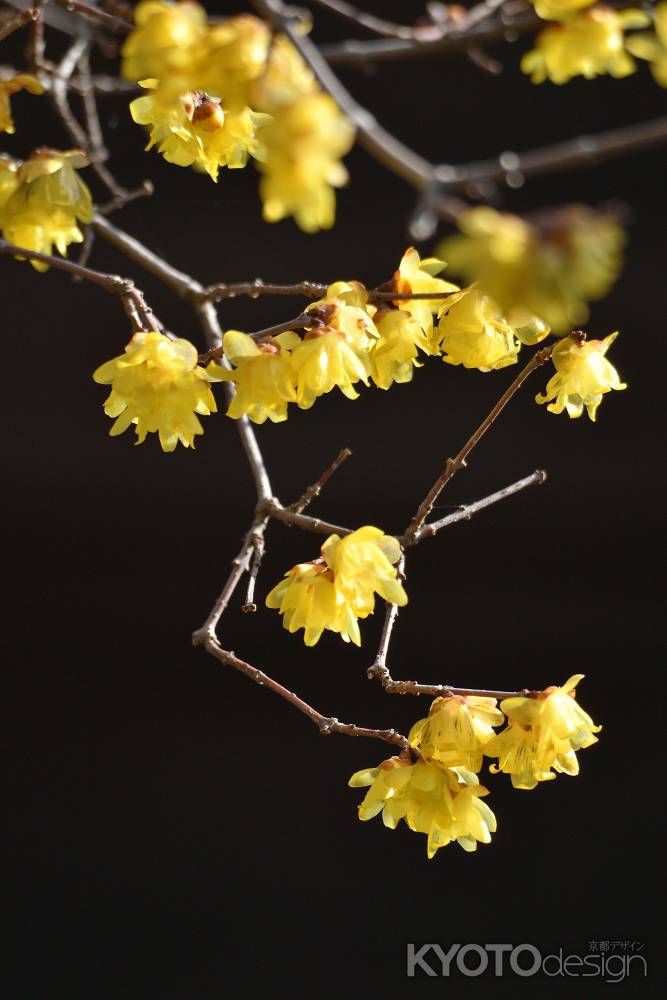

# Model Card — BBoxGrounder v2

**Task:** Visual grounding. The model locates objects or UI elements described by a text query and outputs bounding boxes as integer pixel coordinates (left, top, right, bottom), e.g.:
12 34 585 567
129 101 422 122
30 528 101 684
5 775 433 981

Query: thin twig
52 0 133 33
415 468 547 541
403 346 554 546
0 7 35 42
309 0 455 39
28 0 47 73
77 45 108 162
241 530 266 614
289 448 352 514
262 499 353 539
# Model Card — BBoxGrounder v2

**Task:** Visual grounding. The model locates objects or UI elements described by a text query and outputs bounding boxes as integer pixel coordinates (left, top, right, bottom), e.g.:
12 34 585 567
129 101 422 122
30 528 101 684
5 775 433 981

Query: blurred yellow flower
536 331 626 420
1 149 92 270
349 758 497 857
522 6 650 84
485 675 601 788
215 330 299 423
438 205 624 334
202 15 271 107
533 0 595 20
409 696 505 772
0 155 20 219
0 73 44 134
121 0 208 97
435 286 521 371
626 2 667 85
322 525 407 615
93 331 224 451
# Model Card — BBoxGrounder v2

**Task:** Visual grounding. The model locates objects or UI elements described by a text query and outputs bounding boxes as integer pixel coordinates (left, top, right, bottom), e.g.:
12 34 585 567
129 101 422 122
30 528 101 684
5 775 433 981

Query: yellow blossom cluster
626 3 667 85
535 331 626 420
93 330 224 450
438 205 625 334
522 6 652 84
123 2 354 228
350 678 600 856
0 73 44 135
0 149 93 269
266 526 407 646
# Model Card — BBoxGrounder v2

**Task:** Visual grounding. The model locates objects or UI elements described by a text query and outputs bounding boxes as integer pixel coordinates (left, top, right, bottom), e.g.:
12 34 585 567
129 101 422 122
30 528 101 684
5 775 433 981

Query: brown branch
77 45 108 162
262 498 353 539
52 0 133 33
414 468 547 542
0 237 158 330
371 668 538 700
288 447 352 514
309 0 454 39
403 346 554 546
28 0 47 72
202 278 328 304
0 7 35 42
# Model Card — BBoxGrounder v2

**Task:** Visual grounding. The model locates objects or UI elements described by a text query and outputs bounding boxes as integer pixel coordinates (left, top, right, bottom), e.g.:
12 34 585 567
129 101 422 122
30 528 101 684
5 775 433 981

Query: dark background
3 1 665 996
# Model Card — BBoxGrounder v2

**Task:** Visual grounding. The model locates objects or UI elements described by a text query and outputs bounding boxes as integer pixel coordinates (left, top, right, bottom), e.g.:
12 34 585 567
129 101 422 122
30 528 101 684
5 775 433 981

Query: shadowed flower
522 7 651 85
93 331 224 451
349 758 497 857
215 330 299 423
536 331 626 420
0 155 20 219
0 73 44 134
435 286 521 371
532 0 595 20
626 2 667 85
1 149 92 269
409 696 505 772
485 674 601 788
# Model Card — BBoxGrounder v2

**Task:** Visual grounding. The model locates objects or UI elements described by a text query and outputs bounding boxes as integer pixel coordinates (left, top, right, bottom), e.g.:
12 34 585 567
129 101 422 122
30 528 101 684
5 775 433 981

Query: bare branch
0 6 35 42
51 0 132 33
289 448 352 514
77 45 108 162
414 468 547 541
403 346 554 546
309 0 455 39
262 499 354 539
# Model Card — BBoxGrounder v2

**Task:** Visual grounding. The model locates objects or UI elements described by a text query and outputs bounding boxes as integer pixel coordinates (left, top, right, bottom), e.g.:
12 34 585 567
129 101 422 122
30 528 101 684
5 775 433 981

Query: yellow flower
435 286 521 371
265 561 363 646
438 205 623 334
391 247 461 343
0 155 20 221
0 73 44 134
409 696 505 772
256 93 354 232
536 331 626 420
370 310 431 390
267 525 405 646
626 2 667 85
130 87 269 181
349 758 497 857
93 331 224 451
121 0 208 97
202 15 272 108
321 526 407 615
1 149 92 270
215 330 299 423
533 0 595 20
485 675 601 788
290 283 378 407
522 7 651 84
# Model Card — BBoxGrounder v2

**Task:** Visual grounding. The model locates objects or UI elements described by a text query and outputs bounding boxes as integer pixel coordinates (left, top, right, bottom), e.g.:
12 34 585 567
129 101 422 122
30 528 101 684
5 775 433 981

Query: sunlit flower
1 149 92 270
93 331 224 451
321 526 407 616
409 696 505 772
485 675 601 788
0 73 44 134
626 2 667 86
435 286 521 371
391 247 460 343
370 309 431 390
130 86 269 180
215 330 299 423
522 7 651 84
532 0 595 20
438 204 623 334
265 561 363 646
290 283 378 407
536 331 626 420
121 0 208 98
349 758 497 857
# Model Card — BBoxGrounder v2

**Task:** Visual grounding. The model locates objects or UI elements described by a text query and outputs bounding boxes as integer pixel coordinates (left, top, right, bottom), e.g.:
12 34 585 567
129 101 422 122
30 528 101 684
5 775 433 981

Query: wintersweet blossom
265 561 363 646
349 758 497 857
435 287 521 371
321 526 407 615
532 0 595 20
216 330 299 423
391 247 461 342
485 675 601 788
0 73 44 134
409 696 505 772
0 155 19 218
93 331 224 451
1 149 92 269
370 309 431 390
121 0 208 98
626 2 667 85
522 7 651 84
536 332 626 420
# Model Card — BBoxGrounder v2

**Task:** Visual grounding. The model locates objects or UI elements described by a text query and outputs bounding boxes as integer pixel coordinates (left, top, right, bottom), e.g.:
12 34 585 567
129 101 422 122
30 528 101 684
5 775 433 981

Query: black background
3 1 665 996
